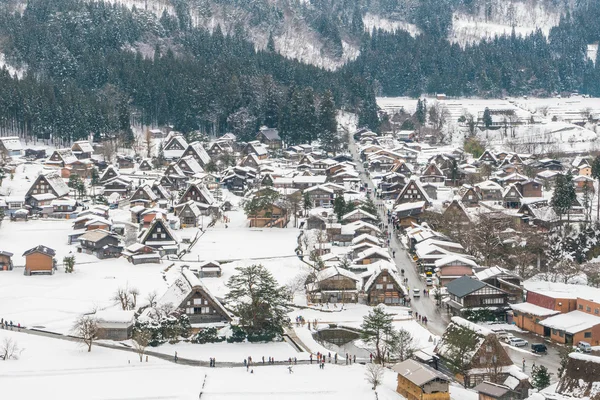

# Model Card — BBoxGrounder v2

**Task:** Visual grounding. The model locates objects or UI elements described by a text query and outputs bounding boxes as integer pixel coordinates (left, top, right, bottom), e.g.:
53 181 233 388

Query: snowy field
0 328 405 400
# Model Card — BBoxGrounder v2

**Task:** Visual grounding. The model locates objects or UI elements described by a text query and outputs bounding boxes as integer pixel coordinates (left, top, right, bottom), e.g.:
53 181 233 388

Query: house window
383 276 387 282
157 228 162 232
595 309 599 315
579 304 584 310
202 307 211 314
559 331 564 337
386 284 394 289
152 234 157 239
193 298 202 305
376 284 383 289
486 346 492 352
585 332 592 338
161 234 166 239
480 356 486 363
587 306 592 312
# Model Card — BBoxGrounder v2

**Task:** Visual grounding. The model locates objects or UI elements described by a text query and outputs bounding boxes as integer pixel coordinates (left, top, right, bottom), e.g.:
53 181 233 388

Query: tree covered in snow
225 264 291 339
134 308 191 347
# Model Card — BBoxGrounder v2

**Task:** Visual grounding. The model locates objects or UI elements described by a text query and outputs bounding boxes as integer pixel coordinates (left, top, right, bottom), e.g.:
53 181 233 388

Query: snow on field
0 329 403 400
0 240 165 333
151 340 309 363
363 13 420 37
182 226 300 262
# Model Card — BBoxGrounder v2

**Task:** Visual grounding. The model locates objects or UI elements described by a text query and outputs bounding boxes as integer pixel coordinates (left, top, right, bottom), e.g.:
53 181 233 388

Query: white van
413 288 421 297
577 341 592 353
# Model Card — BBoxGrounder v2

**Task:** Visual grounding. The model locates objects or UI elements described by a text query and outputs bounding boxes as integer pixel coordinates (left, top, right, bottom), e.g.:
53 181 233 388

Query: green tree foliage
225 264 291 337
482 107 493 129
415 99 427 125
63 255 76 273
360 307 394 365
440 324 480 386
464 137 485 158
531 365 552 390
551 171 576 223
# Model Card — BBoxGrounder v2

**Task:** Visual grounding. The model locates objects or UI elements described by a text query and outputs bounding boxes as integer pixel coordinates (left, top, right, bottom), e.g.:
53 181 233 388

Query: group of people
294 315 306 327
209 357 216 367
414 312 428 325
0 319 19 330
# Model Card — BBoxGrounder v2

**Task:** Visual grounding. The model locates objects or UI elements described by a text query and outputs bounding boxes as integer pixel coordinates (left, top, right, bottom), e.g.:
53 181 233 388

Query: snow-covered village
3 0 600 398
2 93 600 400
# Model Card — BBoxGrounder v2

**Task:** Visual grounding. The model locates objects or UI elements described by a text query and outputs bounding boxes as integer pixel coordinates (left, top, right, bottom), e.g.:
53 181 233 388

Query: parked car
503 333 515 343
508 337 528 347
577 341 592 353
412 288 421 297
531 343 547 354
425 278 433 286
491 328 509 341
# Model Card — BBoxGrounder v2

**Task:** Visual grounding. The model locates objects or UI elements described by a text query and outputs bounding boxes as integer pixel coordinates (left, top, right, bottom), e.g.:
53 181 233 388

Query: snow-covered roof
394 201 426 213
351 233 383 245
315 266 359 282
158 269 231 320
355 247 391 263
0 136 22 151
524 281 600 302
42 173 71 198
364 264 405 293
72 140 94 153
95 310 134 325
510 302 561 317
187 141 211 165
539 311 600 334
434 255 478 268
475 266 519 281
475 180 503 190
342 208 377 221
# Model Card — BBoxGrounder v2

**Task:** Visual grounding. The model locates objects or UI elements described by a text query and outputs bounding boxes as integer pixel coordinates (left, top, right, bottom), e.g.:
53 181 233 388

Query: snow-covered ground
0 328 407 400
363 13 420 37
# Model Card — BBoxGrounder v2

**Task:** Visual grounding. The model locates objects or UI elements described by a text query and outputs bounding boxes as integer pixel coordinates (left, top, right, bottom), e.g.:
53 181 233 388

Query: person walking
522 358 526 371
346 353 349 365
310 354 313 364
174 352 178 363
288 366 293 374
321 359 325 369
334 353 338 364
353 355 356 363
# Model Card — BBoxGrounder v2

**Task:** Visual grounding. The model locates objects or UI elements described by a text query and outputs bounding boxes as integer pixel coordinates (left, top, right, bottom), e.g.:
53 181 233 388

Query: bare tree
365 363 385 390
286 272 310 297
146 290 158 307
112 287 131 310
132 330 152 362
99 140 116 163
72 315 98 352
1 337 23 360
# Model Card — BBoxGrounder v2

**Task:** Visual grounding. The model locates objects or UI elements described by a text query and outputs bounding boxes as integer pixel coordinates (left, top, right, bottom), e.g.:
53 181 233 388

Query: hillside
49 0 571 70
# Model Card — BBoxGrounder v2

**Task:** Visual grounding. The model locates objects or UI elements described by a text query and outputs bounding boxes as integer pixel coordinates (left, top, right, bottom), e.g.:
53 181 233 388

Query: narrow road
347 135 451 337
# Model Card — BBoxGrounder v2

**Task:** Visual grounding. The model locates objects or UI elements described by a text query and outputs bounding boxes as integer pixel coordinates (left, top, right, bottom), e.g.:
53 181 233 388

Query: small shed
0 250 14 271
95 310 135 341
23 245 56 275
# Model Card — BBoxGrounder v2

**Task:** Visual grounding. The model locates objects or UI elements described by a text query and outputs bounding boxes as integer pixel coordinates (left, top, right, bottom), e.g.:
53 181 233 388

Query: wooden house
25 173 71 209
364 266 406 305
458 185 481 207
194 260 222 278
77 230 122 259
247 201 289 228
162 163 188 190
473 382 516 400
182 141 211 168
307 266 359 303
478 150 498 165
0 136 23 157
174 201 203 228
122 243 161 264
475 181 503 201
0 250 14 271
435 317 514 388
138 158 153 171
574 175 595 193
502 184 522 209
475 266 523 304
443 200 472 225
176 155 204 176
394 201 426 227
138 216 179 255
98 165 119 183
256 127 282 150
45 148 77 168
518 179 542 198
162 133 188 160
129 185 158 207
391 161 413 177
67 159 94 179
116 155 135 169
445 276 511 320
95 310 134 341
23 245 56 275
239 154 261 169
242 141 268 160
178 182 215 208
395 178 432 206
392 359 450 400
304 185 335 208
354 247 392 265
341 208 378 224
435 255 477 286
156 269 232 324
102 176 132 197
421 162 446 183
71 140 94 159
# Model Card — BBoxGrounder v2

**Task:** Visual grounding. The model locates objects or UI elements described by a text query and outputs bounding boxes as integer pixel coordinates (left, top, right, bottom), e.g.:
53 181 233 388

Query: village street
347 135 564 382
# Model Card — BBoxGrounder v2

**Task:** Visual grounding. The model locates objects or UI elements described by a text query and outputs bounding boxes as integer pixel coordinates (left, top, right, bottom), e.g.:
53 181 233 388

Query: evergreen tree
358 85 379 131
225 264 291 337
483 107 493 129
333 196 346 222
551 171 576 225
360 307 394 365
267 32 276 53
415 99 426 125
318 90 338 153
351 5 364 34
531 365 551 390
